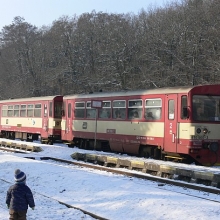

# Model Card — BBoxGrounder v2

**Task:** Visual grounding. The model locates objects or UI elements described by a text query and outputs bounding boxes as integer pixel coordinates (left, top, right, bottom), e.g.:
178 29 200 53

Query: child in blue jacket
6 169 35 220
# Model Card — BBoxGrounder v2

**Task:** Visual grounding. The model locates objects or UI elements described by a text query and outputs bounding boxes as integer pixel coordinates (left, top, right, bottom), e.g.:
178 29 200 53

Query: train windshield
193 95 220 121
54 102 62 118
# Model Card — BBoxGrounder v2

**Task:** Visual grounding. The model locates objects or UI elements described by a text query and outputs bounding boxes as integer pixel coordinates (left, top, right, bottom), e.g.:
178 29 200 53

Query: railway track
1 141 220 194
24 156 220 198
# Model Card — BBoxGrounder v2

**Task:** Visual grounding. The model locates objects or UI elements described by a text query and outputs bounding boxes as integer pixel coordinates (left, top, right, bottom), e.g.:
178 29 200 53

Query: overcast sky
0 0 179 30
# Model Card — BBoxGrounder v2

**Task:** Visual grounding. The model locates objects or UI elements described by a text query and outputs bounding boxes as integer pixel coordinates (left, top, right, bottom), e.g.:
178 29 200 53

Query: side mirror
183 107 188 118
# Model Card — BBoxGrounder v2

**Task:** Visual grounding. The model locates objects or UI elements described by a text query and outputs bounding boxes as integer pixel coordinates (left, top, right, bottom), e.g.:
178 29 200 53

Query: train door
164 94 178 153
62 100 72 141
41 102 49 139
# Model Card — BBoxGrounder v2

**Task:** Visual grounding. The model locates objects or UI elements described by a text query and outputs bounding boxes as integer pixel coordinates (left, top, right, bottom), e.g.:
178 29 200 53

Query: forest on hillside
0 0 220 99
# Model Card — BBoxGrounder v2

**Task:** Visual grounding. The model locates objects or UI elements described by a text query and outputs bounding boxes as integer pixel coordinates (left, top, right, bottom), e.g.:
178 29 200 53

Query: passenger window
20 105 26 117
8 105 13 117
34 104 41 117
99 101 111 119
128 99 142 119
14 105 20 117
113 100 126 119
145 99 162 120
86 102 96 119
75 102 85 118
27 104 34 117
2 105 7 117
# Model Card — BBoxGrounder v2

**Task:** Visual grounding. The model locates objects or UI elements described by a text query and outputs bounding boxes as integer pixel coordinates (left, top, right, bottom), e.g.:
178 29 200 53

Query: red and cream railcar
62 84 220 166
0 95 63 144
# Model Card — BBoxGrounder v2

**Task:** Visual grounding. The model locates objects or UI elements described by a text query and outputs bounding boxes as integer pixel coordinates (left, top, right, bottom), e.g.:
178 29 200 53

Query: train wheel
67 143 74 148
153 148 161 159
47 139 53 145
79 139 86 149
139 147 150 158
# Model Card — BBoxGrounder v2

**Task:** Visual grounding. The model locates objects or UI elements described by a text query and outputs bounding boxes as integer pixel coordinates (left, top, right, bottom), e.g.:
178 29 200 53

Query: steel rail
37 157 220 196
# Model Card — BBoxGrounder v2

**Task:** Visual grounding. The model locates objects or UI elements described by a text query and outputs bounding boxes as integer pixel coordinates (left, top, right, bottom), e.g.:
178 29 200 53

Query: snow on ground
0 139 220 220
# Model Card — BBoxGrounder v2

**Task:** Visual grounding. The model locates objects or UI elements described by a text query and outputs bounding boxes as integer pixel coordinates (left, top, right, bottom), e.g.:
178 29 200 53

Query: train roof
63 85 196 99
0 95 62 104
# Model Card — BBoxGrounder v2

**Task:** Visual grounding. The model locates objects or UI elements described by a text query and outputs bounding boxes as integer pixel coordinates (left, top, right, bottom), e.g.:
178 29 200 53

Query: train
0 96 63 144
0 84 220 166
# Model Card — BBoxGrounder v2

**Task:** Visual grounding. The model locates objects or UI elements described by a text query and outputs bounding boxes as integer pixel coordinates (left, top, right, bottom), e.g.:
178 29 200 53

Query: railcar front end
178 87 220 166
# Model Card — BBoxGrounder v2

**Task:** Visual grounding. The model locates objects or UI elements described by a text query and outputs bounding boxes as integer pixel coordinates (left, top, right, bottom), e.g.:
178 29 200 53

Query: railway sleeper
104 162 117 167
115 159 131 168
145 170 158 176
195 179 212 186
71 152 86 161
161 172 174 179
70 152 220 189
85 154 98 163
176 175 192 183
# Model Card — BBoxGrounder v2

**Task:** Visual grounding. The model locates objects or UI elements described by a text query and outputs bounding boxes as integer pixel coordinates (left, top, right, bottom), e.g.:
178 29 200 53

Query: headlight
196 128 201 134
203 128 208 134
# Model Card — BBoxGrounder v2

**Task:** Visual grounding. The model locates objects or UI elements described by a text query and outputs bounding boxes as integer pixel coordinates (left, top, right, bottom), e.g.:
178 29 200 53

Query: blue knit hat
14 169 26 182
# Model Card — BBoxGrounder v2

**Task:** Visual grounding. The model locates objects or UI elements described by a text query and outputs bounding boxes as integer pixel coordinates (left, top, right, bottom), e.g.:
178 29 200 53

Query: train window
168 100 175 120
181 96 188 119
113 100 126 108
128 99 143 119
68 103 71 118
99 101 111 119
128 100 142 107
2 105 7 117
145 99 162 120
49 102 52 117
54 102 62 118
76 102 85 108
86 102 96 118
99 108 111 119
14 105 20 117
44 104 47 117
102 101 111 108
20 105 26 117
75 102 85 118
62 101 66 117
27 104 34 117
192 95 220 121
34 104 41 117
8 105 13 117
113 100 126 119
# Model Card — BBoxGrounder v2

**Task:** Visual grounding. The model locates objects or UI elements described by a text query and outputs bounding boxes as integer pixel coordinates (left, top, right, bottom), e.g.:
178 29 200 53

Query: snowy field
0 140 220 220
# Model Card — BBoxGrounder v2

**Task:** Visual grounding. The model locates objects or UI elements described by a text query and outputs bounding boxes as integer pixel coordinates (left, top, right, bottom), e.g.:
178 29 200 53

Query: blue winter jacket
6 183 35 211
